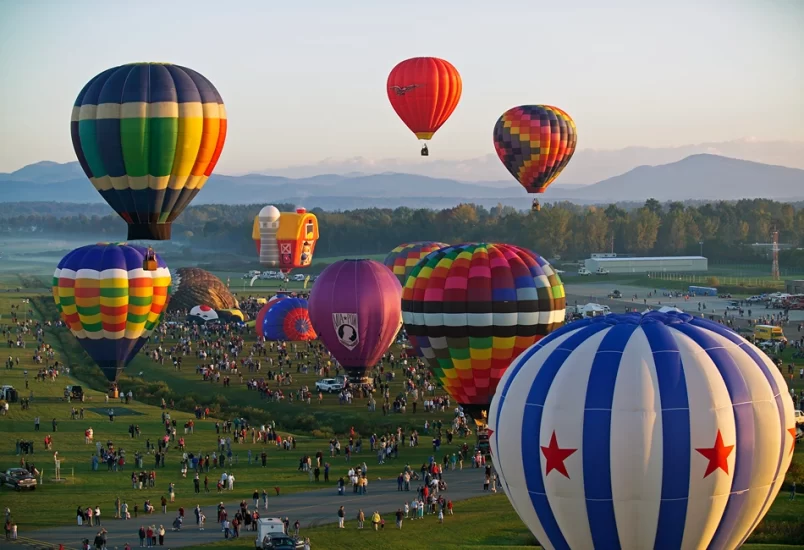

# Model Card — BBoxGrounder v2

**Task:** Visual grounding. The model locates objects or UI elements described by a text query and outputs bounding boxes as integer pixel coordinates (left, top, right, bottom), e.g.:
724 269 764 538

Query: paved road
11 468 490 549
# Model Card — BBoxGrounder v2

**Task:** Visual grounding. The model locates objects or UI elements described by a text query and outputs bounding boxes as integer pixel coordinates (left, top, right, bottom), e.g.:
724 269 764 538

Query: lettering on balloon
333 313 359 350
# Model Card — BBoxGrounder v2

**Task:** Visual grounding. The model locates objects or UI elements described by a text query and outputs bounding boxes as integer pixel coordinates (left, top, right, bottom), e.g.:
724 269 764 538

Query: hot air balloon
71 63 227 241
167 267 238 312
489 312 796 550
383 241 449 287
401 243 565 423
258 297 316 341
187 304 219 324
387 57 462 155
252 205 319 274
493 105 577 212
308 260 402 383
52 243 171 381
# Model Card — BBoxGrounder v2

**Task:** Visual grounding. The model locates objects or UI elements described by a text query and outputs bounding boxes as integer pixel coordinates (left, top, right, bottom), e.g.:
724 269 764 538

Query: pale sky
0 0 801 175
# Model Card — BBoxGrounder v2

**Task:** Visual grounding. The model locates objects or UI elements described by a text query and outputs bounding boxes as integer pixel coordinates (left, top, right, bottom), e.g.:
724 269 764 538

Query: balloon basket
108 383 119 399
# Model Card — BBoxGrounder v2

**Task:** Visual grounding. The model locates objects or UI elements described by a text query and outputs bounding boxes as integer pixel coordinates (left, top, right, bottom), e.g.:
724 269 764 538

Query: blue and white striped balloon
489 312 796 550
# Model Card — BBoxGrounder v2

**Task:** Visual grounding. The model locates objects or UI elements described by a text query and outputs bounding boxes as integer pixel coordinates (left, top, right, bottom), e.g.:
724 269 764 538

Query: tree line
3 199 804 266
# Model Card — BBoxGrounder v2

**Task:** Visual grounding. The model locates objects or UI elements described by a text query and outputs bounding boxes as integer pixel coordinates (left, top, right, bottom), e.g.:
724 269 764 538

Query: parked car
724 301 740 311
261 534 305 549
578 268 592 276
0 468 37 491
608 290 622 299
594 268 610 275
315 379 343 393
795 410 804 426
65 385 84 401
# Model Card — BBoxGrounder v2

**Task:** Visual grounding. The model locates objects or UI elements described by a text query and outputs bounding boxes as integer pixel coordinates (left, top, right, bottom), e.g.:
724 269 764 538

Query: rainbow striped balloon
52 243 171 381
401 243 565 419
71 63 227 240
384 241 449 286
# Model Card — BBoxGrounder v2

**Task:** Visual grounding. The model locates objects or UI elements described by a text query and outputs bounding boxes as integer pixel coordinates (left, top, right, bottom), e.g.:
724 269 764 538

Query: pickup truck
1 468 37 491
315 378 343 393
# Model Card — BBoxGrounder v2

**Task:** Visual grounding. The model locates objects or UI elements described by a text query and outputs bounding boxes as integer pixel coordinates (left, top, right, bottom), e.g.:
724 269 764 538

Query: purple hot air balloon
308 259 402 382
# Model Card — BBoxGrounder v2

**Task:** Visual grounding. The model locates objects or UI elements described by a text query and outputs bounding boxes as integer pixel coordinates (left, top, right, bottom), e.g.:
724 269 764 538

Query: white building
584 256 708 274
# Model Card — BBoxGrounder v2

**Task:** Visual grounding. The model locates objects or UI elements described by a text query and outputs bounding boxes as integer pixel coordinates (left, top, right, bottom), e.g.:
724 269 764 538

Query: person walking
158 525 165 546
356 509 364 529
791 481 797 500
371 511 381 531
337 506 345 528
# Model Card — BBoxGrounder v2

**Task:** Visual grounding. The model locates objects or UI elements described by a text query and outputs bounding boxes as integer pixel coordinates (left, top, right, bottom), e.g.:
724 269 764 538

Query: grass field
1 258 804 548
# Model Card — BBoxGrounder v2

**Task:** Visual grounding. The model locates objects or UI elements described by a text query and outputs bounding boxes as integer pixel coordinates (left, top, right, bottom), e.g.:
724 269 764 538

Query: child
11 523 17 540
438 509 444 523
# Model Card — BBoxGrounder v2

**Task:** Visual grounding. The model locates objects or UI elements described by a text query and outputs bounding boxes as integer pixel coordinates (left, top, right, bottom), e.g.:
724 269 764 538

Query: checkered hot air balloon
401 243 565 421
71 63 227 240
384 241 449 286
489 312 796 550
493 105 577 195
259 297 316 341
52 243 171 382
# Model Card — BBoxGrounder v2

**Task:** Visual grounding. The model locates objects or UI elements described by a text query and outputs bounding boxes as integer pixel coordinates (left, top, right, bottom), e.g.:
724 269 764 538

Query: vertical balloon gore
52 242 171 381
383 241 449 287
71 63 227 240
493 105 577 194
308 260 402 382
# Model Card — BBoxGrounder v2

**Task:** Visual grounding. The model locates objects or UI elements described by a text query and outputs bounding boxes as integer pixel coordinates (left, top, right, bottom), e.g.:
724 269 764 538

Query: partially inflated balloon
53 243 170 381
260 297 316 341
401 243 565 420
387 57 462 141
384 241 449 286
71 63 227 240
490 312 796 550
308 260 402 380
493 105 577 194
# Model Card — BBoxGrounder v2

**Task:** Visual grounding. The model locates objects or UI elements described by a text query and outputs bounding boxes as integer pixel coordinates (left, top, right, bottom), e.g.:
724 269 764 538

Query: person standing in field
337 506 345 528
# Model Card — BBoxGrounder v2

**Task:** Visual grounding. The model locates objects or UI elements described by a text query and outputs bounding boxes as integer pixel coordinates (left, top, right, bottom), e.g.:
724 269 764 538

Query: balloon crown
585 311 699 327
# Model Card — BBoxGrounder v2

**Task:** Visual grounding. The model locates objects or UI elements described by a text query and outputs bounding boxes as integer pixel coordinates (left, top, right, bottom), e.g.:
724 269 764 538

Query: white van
578 267 591 276
255 518 286 548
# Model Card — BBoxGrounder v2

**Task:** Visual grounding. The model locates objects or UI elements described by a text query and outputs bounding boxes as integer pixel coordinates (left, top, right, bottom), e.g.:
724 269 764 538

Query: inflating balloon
308 260 402 382
71 63 227 240
490 312 796 550
167 267 238 312
387 57 462 152
259 297 316 341
187 304 218 324
52 243 170 381
493 105 577 196
383 241 449 286
401 243 565 421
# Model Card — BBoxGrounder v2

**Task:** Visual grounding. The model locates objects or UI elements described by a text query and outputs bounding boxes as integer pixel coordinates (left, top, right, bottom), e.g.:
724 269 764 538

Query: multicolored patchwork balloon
71 63 227 240
259 297 316 341
490 312 796 550
493 105 577 194
384 241 449 286
401 243 565 419
52 243 171 381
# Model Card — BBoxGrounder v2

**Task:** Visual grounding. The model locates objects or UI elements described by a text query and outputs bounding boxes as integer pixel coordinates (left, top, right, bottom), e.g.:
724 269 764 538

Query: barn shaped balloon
52 243 170 381
489 312 796 550
252 205 319 274
384 241 449 286
71 63 227 240
401 243 565 421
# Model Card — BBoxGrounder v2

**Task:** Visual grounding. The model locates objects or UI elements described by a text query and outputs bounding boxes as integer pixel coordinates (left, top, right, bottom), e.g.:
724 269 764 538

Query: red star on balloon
788 427 797 455
541 431 577 479
696 429 734 478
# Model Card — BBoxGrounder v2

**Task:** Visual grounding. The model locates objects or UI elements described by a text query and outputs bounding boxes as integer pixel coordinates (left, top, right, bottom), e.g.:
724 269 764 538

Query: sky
0 0 801 175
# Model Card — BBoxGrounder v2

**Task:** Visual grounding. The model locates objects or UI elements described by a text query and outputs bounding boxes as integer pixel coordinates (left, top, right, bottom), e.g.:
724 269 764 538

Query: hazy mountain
2 154 803 209
549 154 804 202
256 139 804 184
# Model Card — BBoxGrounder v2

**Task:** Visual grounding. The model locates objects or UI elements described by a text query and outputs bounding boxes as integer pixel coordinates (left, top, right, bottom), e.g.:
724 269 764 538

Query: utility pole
610 233 614 255
771 227 780 280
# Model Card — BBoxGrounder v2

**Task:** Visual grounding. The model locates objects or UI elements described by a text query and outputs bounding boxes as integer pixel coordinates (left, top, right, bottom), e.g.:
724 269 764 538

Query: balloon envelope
401 243 565 417
308 260 402 378
493 105 577 194
489 312 796 550
387 57 462 140
52 243 170 381
383 241 449 287
71 63 227 240
259 297 316 341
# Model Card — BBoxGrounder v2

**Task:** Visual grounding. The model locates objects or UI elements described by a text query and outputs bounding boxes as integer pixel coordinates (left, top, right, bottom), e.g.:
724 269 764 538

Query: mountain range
1 154 803 210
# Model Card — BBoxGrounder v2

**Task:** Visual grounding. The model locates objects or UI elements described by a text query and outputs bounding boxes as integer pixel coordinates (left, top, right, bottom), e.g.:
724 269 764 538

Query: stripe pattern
489 312 796 550
401 243 565 410
52 243 171 381
384 241 449 286
71 63 227 240
493 105 577 194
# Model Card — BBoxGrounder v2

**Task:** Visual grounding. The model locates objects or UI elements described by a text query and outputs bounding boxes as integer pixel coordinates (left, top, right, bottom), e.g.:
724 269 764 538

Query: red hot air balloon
387 57 462 155
308 260 402 383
